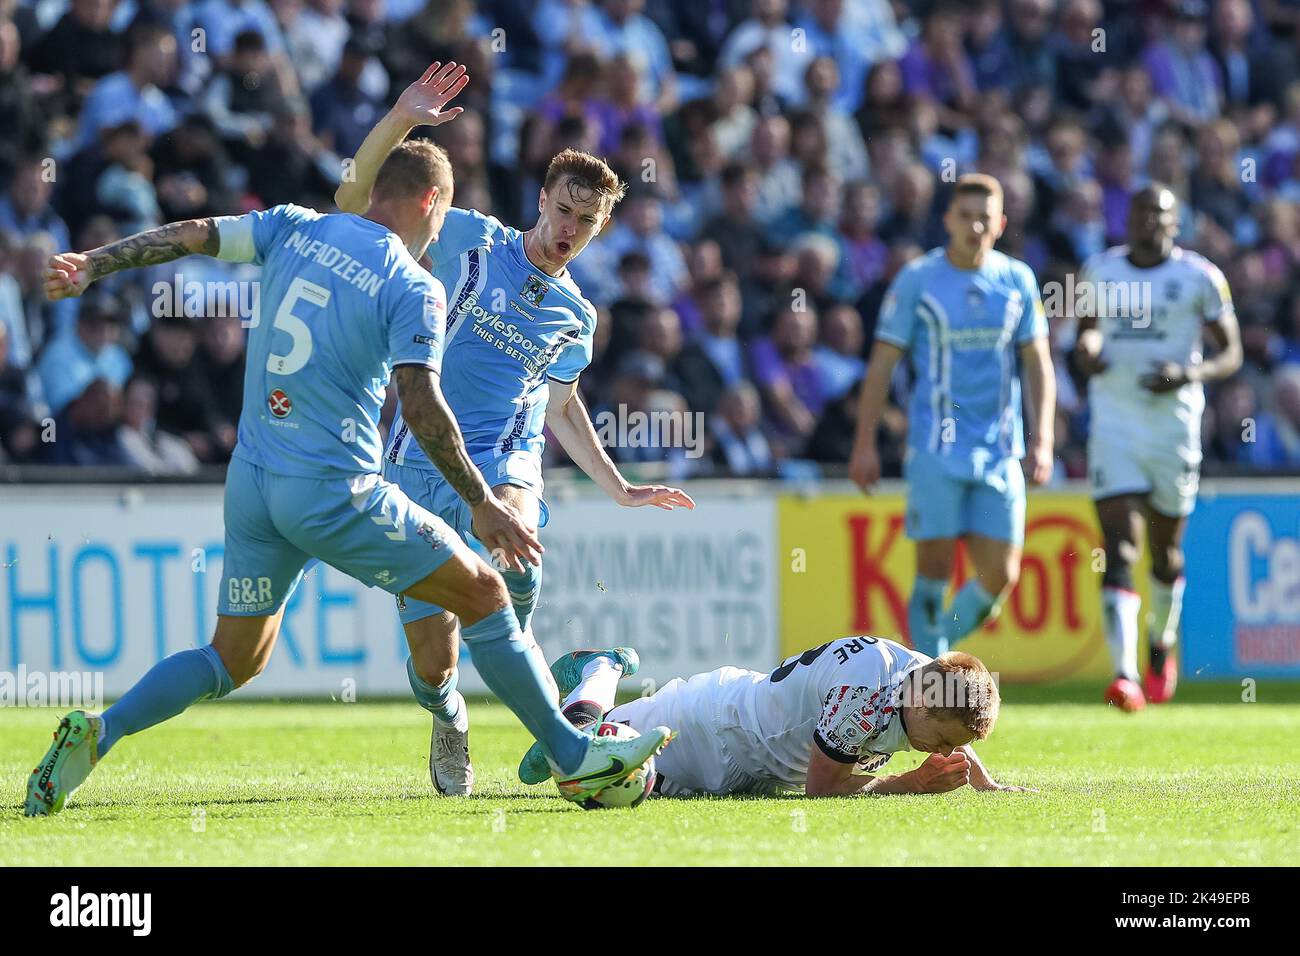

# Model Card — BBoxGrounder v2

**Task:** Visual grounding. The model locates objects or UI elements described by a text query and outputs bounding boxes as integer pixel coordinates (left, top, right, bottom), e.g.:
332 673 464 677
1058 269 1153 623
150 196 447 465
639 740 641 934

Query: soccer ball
578 722 657 810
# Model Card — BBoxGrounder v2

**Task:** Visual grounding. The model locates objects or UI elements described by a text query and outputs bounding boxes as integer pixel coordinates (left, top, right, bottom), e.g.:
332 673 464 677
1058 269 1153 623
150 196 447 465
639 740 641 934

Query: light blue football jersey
215 204 446 478
384 207 597 469
875 248 1047 461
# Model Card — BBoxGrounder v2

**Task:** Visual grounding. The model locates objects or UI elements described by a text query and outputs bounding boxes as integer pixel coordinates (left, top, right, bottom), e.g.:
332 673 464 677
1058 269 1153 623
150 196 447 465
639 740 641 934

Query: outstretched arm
334 61 468 215
546 378 695 510
45 218 219 300
395 365 542 571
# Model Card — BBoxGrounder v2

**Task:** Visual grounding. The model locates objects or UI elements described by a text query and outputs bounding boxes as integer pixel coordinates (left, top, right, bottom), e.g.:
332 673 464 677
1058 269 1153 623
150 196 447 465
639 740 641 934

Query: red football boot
1144 650 1178 704
1104 676 1146 713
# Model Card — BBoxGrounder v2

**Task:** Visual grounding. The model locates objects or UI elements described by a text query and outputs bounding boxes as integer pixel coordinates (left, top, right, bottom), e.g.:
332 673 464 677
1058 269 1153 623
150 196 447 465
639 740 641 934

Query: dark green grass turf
2 682 1297 866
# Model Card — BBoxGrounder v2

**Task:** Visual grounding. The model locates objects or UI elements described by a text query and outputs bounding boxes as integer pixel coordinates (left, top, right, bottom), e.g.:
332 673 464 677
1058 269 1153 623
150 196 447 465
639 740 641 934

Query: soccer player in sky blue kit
336 63 694 795
849 174 1056 659
26 110 672 815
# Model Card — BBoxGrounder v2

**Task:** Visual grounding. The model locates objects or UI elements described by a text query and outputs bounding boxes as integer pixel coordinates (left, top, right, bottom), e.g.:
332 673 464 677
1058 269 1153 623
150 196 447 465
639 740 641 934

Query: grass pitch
3 683 1297 866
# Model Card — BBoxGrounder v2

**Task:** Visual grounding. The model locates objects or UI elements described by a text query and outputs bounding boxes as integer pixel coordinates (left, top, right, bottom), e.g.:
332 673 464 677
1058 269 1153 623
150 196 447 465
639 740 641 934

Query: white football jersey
716 636 929 789
1079 245 1233 428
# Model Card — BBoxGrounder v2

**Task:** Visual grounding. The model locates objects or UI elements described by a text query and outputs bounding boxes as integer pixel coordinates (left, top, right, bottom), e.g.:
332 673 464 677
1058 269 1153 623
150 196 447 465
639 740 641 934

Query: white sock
1148 577 1184 650
561 656 623 714
1102 586 1142 681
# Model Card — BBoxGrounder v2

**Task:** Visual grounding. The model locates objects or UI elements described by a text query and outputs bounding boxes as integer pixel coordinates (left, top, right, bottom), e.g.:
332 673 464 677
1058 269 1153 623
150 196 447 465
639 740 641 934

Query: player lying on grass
25 127 671 815
517 638 1033 797
1072 184 1241 712
335 62 693 795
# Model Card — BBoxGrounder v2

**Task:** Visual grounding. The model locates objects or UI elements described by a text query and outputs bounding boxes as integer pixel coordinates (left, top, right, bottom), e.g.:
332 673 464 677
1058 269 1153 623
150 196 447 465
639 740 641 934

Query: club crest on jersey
268 388 293 418
520 274 548 308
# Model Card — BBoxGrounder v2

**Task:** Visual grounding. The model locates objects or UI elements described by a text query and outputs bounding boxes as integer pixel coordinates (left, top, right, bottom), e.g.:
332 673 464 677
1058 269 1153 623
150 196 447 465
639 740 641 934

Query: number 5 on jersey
268 277 330 375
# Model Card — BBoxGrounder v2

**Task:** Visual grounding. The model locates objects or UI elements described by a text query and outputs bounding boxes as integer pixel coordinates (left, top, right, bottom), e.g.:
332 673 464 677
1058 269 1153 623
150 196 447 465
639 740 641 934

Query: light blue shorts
218 457 461 616
902 448 1026 545
382 449 549 624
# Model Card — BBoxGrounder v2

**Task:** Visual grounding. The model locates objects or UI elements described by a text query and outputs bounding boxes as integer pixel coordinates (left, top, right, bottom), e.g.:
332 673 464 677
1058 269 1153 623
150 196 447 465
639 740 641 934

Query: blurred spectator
794 0 904 114
814 303 865 401
0 153 71 251
0 319 39 463
311 34 385 158
1143 0 1222 127
0 17 45 185
802 56 868 183
593 0 677 113
750 305 827 452
837 180 886 297
41 378 130 466
674 272 747 415
587 190 687 304
197 314 247 461
36 293 133 417
27 0 122 101
748 114 800 224
202 29 293 159
75 22 179 151
118 375 201 474
134 315 226 462
710 382 773 475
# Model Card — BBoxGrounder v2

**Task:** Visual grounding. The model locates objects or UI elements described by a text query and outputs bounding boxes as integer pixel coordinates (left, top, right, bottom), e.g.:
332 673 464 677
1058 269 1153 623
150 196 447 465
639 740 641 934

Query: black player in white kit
1072 184 1242 712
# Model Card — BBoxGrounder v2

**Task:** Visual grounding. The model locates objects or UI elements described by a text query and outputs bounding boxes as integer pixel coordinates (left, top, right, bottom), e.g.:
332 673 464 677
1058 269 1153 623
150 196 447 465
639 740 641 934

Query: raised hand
394 61 470 129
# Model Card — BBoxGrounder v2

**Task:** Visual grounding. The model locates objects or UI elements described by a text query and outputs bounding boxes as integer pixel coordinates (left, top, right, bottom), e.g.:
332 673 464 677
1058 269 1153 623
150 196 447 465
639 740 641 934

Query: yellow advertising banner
778 491 1126 682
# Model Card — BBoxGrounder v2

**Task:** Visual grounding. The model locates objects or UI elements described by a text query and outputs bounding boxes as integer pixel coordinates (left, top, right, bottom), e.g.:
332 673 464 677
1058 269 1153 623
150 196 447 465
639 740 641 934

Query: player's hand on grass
44 252 94 300
394 61 469 128
911 751 971 793
1139 361 1191 393
849 442 881 493
472 497 544 572
617 484 696 510
1022 441 1054 486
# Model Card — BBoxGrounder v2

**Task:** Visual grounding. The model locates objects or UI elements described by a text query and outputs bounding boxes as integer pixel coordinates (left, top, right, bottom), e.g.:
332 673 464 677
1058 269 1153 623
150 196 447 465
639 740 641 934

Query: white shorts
1087 408 1201 518
608 667 776 797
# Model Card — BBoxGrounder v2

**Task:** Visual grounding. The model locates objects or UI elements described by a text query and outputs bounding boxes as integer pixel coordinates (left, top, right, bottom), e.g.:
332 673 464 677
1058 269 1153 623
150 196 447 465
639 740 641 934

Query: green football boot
517 647 640 785
25 711 103 817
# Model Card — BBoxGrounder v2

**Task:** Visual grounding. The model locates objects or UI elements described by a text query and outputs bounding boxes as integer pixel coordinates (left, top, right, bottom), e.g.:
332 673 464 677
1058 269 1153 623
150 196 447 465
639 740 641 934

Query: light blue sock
406 656 461 725
908 575 948 658
98 645 233 758
460 607 588 773
943 580 999 647
501 561 542 633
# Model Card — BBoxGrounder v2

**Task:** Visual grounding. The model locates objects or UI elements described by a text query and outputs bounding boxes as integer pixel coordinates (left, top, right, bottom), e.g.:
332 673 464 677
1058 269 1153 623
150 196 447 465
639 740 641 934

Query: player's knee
463 563 511 622
220 648 268 689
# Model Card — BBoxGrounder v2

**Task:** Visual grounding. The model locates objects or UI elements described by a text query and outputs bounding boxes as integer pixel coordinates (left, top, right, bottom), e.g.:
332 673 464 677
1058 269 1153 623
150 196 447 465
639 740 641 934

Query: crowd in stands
3 0 1300 477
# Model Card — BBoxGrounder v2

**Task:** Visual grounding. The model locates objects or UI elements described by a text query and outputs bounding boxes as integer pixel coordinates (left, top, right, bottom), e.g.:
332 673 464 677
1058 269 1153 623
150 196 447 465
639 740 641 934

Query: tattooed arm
44 218 220 300
394 365 542 570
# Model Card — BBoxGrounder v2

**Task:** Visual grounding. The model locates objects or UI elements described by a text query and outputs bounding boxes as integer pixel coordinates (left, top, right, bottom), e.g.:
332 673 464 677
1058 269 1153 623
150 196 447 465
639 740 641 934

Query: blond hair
543 148 627 214
915 652 1001 740
373 139 454 202
951 172 1004 211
